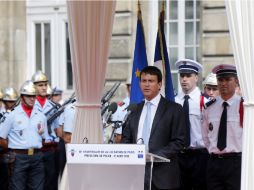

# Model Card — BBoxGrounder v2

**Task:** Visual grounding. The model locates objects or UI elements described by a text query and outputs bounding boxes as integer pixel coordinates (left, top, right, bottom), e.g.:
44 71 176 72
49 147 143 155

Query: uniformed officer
175 59 209 190
1 87 19 113
50 87 63 105
57 102 75 180
202 64 242 190
0 88 8 190
0 80 50 190
110 78 131 143
32 70 59 190
203 73 219 99
0 87 19 190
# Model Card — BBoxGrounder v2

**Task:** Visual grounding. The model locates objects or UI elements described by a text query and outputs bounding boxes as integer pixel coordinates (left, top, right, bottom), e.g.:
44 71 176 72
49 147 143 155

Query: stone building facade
0 0 233 100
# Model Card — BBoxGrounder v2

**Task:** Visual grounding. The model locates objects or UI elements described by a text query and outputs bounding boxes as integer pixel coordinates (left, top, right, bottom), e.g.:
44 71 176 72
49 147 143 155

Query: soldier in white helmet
0 80 50 190
203 73 219 99
1 87 19 113
32 70 59 190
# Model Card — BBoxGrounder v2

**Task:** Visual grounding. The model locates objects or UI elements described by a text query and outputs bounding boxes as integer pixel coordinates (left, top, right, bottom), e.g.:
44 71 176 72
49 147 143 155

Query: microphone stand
108 121 122 144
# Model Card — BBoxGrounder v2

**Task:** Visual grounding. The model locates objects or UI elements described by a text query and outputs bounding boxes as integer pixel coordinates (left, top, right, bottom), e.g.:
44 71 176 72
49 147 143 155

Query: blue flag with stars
154 7 175 101
130 7 148 104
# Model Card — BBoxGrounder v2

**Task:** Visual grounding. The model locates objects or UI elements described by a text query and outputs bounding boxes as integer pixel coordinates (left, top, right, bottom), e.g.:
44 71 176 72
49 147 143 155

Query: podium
66 144 146 190
145 153 170 190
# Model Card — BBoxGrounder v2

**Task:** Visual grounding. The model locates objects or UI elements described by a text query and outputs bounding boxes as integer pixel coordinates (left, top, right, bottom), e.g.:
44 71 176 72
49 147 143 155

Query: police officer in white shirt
175 59 209 190
0 80 50 190
202 64 242 190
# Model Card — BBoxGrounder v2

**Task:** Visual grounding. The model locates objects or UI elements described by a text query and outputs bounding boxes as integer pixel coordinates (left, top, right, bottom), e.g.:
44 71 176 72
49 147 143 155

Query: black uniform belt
11 149 41 155
41 142 58 152
210 152 242 159
180 148 208 154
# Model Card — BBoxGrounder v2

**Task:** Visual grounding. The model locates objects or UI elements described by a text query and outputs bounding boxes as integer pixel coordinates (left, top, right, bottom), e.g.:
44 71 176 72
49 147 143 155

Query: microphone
122 104 137 124
137 138 144 145
104 102 118 124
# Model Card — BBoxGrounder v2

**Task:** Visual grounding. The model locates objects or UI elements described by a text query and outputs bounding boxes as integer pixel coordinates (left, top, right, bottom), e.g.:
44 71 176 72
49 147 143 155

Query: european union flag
154 7 175 102
130 5 148 104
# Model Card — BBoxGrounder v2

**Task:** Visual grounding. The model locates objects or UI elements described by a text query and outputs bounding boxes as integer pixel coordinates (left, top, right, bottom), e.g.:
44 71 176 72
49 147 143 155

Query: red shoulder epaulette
239 97 244 128
200 95 205 112
118 101 125 107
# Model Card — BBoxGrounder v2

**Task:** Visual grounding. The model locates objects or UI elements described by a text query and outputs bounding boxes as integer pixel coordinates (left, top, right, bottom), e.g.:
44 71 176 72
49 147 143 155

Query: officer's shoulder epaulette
118 101 125 107
204 98 216 109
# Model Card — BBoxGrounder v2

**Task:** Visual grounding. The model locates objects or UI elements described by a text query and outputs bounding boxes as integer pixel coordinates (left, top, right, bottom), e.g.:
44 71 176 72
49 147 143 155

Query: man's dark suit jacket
121 96 186 189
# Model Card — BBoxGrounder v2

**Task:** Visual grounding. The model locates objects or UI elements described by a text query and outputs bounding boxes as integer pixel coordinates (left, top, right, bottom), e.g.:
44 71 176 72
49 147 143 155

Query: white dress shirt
202 94 242 154
175 87 208 148
137 93 161 144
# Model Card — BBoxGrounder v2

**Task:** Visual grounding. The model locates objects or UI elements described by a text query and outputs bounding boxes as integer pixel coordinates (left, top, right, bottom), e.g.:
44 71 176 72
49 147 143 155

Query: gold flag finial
138 0 141 12
137 0 142 20
162 0 165 12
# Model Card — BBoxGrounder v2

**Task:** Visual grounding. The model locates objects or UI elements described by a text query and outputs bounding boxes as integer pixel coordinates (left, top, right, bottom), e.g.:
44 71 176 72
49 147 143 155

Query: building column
0 1 26 89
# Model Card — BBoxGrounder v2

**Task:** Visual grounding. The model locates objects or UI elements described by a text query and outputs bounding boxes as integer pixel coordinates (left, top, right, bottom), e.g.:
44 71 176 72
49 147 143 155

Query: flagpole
158 1 166 84
130 0 148 103
138 0 147 51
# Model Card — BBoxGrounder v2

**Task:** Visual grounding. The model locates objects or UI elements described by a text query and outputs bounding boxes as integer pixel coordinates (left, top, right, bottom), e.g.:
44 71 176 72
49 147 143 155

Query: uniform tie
142 102 152 150
217 102 228 151
183 95 190 147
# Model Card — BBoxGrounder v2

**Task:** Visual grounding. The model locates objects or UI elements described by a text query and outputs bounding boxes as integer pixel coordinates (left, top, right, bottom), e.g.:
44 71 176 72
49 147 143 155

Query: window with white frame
27 1 73 93
35 22 52 84
164 0 201 92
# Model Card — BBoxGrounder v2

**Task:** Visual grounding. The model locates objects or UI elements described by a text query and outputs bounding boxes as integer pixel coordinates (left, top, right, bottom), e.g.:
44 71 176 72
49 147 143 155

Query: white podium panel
66 144 146 190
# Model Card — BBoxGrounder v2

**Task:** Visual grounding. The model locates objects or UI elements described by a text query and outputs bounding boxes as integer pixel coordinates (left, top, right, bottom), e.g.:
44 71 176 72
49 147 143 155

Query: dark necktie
183 95 190 147
217 102 228 151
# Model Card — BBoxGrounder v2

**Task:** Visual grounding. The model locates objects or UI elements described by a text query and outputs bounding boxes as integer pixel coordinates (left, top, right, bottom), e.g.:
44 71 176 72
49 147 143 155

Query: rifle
101 82 121 104
47 93 76 126
101 82 121 116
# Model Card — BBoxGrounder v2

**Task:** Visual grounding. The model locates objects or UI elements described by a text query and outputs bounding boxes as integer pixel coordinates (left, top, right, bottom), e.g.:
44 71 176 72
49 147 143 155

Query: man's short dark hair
140 66 162 83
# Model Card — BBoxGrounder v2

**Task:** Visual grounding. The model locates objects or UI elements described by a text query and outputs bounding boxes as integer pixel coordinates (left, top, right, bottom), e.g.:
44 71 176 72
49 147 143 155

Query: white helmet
20 80 36 96
32 70 48 83
203 73 217 86
3 87 19 101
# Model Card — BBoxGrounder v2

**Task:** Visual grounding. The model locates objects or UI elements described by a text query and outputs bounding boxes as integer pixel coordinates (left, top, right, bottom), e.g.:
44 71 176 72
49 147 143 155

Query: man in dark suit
121 66 186 190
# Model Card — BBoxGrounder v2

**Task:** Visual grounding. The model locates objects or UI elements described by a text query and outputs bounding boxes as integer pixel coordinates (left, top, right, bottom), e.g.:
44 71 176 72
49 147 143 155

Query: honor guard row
0 70 69 190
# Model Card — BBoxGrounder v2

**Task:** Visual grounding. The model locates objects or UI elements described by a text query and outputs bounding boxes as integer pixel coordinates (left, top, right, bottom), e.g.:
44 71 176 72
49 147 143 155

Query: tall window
65 23 73 89
164 0 201 92
35 23 52 84
27 1 74 92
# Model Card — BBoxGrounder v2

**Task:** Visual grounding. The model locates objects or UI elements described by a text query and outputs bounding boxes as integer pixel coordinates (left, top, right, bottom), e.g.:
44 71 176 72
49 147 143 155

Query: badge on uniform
37 123 44 135
209 123 213 131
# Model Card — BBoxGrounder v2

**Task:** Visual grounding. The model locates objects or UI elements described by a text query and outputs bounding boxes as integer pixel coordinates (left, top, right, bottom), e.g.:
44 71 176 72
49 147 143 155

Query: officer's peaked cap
175 59 202 74
212 64 237 79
